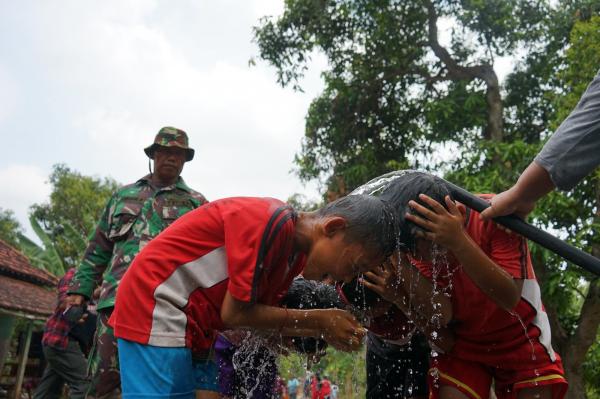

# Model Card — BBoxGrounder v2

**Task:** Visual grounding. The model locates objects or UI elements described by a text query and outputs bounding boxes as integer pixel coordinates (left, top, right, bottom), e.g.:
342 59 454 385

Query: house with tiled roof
0 239 58 319
0 239 58 398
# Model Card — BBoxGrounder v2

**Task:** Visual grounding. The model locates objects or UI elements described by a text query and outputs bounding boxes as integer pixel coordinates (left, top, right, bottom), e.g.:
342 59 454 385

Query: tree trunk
532 248 600 399
562 281 600 398
561 179 600 398
483 70 503 142
424 0 503 142
527 176 600 399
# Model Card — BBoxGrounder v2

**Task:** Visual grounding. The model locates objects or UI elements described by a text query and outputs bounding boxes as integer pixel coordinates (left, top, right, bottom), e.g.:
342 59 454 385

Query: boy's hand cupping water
361 253 455 353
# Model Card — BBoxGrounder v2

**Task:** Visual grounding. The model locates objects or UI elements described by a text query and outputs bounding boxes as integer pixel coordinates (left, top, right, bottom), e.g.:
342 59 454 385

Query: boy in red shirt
361 171 567 399
110 195 397 398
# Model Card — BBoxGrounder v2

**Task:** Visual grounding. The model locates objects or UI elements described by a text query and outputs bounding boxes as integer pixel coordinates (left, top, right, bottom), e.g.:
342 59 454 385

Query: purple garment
215 334 278 399
215 335 236 395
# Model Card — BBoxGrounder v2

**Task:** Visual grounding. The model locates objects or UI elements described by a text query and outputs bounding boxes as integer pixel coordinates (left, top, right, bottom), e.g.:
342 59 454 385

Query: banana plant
17 215 86 277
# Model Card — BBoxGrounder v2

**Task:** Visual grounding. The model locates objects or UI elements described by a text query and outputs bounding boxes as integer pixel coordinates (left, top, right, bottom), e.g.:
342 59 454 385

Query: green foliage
255 0 553 194
585 330 600 398
278 352 310 381
552 14 600 392
553 15 600 129
17 215 88 276
30 164 119 268
25 215 63 274
442 0 549 53
278 348 366 398
448 13 600 392
3 164 119 276
287 193 322 212
0 208 23 248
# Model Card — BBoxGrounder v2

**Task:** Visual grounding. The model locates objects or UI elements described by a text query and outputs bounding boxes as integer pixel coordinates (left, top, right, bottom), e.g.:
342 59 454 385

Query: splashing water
230 331 281 398
349 170 418 196
509 310 537 362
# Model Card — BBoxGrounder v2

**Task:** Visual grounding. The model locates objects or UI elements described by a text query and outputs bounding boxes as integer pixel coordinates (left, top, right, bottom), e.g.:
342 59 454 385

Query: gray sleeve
534 69 600 191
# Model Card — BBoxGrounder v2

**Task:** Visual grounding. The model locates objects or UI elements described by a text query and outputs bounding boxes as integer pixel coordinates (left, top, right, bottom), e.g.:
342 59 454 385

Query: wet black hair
376 171 451 252
338 277 383 311
317 194 398 258
280 277 344 354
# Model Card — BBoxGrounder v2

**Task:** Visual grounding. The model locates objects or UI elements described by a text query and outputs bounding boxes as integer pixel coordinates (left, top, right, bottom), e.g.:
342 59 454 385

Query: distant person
110 195 397 398
310 374 319 399
276 376 287 399
34 268 89 399
317 376 331 399
330 384 338 399
287 377 300 399
303 374 311 399
66 127 208 398
481 69 600 221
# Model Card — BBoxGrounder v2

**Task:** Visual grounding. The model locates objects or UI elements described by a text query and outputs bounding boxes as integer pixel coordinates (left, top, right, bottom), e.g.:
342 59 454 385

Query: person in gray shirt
481 69 600 220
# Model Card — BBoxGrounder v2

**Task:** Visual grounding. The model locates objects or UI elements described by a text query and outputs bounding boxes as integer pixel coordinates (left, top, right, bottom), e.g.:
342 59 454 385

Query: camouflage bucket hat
144 126 195 162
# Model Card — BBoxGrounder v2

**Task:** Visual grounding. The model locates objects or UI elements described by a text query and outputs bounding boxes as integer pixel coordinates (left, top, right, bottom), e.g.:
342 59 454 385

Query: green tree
0 208 23 248
533 15 600 398
255 1 600 395
17 215 87 276
255 0 552 193
449 15 600 397
287 193 321 212
279 349 367 398
30 164 119 269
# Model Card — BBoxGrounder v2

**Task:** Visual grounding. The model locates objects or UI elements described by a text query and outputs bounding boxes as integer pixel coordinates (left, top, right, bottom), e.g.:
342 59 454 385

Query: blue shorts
117 339 218 398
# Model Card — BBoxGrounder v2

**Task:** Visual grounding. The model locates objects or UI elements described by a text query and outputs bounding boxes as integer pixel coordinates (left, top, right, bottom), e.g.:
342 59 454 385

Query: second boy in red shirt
362 171 567 399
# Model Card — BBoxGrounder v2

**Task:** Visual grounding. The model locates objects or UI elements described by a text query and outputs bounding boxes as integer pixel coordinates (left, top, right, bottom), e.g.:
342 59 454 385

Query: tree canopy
0 208 24 249
29 164 119 270
254 0 573 193
0 164 119 276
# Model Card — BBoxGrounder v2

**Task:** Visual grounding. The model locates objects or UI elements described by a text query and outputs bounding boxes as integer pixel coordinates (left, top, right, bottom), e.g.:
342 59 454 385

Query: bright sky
0 1 326 240
0 2 516 242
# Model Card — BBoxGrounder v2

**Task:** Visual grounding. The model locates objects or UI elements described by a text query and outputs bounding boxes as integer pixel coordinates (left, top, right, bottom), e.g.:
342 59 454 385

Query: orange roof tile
0 239 58 287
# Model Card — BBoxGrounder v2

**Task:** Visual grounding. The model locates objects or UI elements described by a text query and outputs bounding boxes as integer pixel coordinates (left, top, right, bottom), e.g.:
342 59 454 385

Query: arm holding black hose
446 181 600 276
480 162 555 221
481 69 600 220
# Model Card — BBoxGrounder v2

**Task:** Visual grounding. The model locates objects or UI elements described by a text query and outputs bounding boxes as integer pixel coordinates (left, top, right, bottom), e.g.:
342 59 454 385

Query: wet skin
303 235 386 283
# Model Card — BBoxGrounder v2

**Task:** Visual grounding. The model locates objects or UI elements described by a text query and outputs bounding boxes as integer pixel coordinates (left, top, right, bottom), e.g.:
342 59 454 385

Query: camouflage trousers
85 309 121 399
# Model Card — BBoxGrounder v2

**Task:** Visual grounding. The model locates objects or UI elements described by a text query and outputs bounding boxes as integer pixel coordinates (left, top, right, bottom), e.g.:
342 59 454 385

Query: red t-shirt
368 306 414 342
311 377 318 399
411 194 560 369
110 197 306 353
318 379 331 398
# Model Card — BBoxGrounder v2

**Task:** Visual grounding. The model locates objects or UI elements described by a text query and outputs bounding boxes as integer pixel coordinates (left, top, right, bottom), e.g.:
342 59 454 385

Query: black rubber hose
444 181 600 276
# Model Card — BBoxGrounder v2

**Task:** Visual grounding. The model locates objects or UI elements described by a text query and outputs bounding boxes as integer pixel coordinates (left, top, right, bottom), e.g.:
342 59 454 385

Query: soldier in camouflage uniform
66 127 208 399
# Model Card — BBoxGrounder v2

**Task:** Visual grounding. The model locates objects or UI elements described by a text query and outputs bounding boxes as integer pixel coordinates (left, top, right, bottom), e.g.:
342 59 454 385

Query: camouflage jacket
68 174 207 310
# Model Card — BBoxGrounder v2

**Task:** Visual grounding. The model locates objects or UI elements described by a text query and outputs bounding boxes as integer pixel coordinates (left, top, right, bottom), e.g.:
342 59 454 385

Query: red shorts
428 354 567 399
